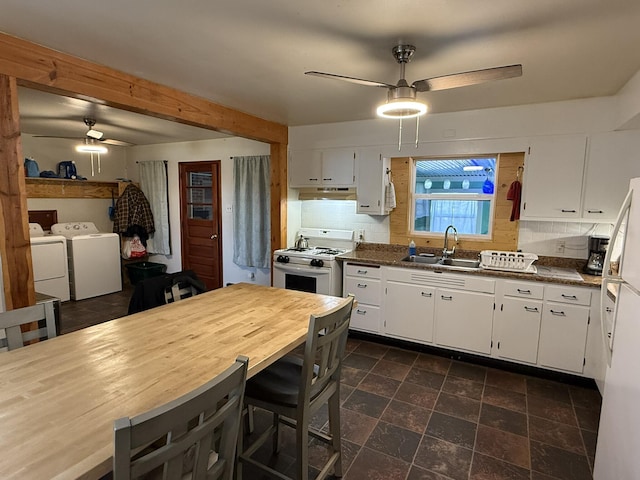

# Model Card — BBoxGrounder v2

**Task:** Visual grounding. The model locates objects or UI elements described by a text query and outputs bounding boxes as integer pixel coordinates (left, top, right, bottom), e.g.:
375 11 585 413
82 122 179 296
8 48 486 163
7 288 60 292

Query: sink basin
401 255 481 270
401 255 441 265
439 258 481 269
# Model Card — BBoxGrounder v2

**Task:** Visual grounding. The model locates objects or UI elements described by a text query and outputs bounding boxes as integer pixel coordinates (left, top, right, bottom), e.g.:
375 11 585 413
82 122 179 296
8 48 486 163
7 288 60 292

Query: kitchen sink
401 255 481 270
439 258 481 269
401 254 441 265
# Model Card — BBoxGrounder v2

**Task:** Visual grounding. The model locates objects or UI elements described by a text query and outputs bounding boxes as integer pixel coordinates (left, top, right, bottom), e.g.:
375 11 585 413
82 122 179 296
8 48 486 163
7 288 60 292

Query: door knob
210 234 218 239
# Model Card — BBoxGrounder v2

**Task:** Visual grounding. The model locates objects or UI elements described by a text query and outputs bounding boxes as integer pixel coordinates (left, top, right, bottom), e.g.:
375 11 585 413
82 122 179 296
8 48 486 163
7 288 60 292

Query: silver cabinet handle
588 210 604 214
561 294 577 300
309 178 319 181
524 306 539 312
359 204 370 208
210 234 218 239
517 289 531 294
421 292 432 297
356 309 367 315
357 283 368 288
357 270 368 275
606 307 613 313
550 309 566 316
561 209 577 213
323 178 333 181
440 295 452 301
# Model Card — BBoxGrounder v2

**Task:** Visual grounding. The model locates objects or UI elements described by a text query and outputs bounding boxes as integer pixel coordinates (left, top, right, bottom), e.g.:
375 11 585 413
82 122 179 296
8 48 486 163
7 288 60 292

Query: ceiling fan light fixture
376 99 428 119
75 143 108 154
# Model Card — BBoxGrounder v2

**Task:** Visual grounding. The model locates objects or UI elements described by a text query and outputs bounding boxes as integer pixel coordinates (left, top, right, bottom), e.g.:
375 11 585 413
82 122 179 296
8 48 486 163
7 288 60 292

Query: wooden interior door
179 161 222 290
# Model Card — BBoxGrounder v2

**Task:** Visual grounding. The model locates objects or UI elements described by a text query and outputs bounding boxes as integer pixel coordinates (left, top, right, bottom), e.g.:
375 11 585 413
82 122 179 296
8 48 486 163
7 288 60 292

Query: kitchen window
411 156 497 237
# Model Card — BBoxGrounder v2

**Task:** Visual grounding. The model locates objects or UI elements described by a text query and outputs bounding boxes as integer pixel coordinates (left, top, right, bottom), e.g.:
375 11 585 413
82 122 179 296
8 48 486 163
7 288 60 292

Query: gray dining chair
237 295 354 480
0 301 57 351
113 355 249 480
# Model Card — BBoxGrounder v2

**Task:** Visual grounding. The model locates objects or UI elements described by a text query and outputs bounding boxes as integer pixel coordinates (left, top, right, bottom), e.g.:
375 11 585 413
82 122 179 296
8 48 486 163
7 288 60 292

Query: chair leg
272 412 281 454
328 390 343 477
296 415 309 480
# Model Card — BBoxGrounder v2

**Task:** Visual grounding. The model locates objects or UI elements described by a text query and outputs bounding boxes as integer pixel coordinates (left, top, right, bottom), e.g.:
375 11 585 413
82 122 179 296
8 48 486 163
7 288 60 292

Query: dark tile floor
59 289 601 480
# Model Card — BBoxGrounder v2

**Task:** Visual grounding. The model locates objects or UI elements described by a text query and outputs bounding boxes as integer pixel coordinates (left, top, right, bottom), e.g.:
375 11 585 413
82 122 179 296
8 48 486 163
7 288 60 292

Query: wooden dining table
0 283 346 479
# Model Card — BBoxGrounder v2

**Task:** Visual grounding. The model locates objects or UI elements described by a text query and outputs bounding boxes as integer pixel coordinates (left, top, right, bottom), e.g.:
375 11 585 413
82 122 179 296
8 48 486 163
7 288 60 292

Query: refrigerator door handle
600 188 633 367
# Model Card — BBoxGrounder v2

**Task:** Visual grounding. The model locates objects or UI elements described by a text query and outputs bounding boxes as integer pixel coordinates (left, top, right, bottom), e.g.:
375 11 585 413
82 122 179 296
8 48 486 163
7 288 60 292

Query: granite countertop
337 243 602 289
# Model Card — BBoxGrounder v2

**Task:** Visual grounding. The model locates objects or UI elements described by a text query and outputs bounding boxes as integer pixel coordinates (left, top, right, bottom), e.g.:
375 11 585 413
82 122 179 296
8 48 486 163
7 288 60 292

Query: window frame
409 156 498 240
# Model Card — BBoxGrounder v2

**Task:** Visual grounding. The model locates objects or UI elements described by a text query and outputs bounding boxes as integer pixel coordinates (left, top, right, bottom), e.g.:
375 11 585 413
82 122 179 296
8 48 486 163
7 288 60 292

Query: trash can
124 262 167 285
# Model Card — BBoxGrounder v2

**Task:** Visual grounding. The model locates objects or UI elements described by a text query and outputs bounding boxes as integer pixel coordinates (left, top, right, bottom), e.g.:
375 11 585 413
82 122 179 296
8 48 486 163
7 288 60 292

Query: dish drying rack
480 250 538 273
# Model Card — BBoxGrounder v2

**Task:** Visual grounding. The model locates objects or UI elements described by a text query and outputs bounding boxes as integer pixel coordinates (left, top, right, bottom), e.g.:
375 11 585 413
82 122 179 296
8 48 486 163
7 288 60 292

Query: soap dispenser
409 240 416 256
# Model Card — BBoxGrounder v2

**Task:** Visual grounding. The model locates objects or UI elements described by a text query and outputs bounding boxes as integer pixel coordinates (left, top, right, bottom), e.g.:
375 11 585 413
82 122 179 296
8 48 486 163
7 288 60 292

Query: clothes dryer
51 222 122 300
29 223 70 302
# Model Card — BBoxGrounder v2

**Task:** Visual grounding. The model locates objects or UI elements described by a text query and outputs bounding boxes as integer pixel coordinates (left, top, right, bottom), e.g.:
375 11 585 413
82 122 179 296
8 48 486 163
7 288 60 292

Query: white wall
289 95 633 258
22 134 127 233
125 137 271 286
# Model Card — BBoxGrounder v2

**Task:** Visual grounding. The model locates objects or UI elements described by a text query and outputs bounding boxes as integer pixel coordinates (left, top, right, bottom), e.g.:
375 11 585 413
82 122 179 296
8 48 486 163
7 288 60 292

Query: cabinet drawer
545 285 591 306
504 281 544 300
350 304 380 333
345 263 382 279
344 277 381 305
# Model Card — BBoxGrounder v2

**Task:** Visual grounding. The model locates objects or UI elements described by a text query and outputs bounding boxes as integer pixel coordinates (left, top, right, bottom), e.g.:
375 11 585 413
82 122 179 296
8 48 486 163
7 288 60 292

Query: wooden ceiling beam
0 33 287 145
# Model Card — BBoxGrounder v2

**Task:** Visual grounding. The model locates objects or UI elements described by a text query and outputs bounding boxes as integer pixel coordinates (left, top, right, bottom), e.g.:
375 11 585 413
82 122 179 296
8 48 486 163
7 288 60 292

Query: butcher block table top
0 283 346 480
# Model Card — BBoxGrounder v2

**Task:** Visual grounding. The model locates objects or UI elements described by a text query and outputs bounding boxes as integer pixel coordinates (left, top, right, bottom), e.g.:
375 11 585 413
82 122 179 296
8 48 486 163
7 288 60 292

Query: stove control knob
277 255 290 263
311 259 324 267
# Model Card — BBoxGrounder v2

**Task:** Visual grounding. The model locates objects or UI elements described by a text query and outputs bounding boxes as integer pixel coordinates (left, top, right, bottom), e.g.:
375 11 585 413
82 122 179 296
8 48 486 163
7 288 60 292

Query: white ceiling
3 0 640 145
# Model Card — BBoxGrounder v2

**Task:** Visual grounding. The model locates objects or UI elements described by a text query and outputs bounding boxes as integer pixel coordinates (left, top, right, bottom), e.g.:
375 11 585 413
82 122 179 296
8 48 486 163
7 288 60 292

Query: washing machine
29 223 70 302
51 222 122 300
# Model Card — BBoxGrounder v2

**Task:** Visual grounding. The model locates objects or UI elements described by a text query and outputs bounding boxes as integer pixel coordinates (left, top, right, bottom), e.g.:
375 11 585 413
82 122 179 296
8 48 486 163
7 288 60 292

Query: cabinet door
384 281 435 343
583 131 640 220
435 289 494 354
538 303 589 373
289 149 322 187
495 298 542 364
356 151 389 215
522 134 587 219
321 149 356 186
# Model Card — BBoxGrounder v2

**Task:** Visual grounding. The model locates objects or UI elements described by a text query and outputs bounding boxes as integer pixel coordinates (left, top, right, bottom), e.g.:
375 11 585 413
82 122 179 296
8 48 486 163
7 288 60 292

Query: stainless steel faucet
443 225 458 259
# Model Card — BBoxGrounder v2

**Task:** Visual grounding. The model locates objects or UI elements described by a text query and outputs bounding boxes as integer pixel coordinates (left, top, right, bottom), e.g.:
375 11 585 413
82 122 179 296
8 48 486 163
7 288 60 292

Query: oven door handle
273 263 331 275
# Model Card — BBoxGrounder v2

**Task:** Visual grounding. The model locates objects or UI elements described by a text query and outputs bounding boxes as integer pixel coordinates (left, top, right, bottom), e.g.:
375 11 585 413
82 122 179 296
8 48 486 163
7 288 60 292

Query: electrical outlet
225 205 233 213
556 240 566 254
358 229 365 241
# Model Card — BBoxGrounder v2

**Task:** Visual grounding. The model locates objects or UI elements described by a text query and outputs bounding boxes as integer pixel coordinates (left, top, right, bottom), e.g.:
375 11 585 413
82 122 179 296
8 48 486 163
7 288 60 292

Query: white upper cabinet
289 148 355 188
582 130 640 221
356 149 391 215
521 134 587 219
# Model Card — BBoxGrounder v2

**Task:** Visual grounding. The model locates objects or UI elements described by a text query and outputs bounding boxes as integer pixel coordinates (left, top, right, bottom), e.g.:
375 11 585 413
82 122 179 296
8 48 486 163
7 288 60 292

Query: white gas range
273 228 354 297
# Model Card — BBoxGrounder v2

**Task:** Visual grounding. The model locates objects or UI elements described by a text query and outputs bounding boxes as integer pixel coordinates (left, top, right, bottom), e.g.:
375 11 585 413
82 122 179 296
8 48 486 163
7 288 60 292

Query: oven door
273 262 333 295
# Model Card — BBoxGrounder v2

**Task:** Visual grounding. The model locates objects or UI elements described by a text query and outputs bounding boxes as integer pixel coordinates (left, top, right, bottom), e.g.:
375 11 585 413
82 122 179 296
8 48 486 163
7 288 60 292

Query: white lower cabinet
538 302 590 373
494 280 544 364
343 263 382 333
495 297 542 364
384 281 435 343
434 289 494 355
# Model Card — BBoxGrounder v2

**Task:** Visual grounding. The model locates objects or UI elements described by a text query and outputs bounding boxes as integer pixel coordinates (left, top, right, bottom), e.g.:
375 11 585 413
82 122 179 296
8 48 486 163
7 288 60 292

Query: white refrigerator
594 177 640 479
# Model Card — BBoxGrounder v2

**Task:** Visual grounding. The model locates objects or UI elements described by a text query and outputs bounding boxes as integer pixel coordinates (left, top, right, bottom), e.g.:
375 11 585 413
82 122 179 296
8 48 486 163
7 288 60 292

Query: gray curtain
138 160 171 255
233 155 271 268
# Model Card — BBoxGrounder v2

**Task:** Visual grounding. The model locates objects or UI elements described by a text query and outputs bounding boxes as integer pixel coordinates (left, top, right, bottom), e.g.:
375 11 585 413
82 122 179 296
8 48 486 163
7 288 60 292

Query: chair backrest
164 281 199 304
300 295 354 406
0 302 57 351
114 356 248 480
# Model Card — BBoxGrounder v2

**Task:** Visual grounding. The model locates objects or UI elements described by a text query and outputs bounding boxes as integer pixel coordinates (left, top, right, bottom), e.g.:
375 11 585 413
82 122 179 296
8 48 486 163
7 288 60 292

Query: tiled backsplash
300 200 613 259
518 221 613 259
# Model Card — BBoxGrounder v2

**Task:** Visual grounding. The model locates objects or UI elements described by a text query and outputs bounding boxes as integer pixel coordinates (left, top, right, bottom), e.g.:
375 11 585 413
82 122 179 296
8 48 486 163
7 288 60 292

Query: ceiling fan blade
32 135 84 140
413 64 522 92
305 71 393 88
102 138 135 147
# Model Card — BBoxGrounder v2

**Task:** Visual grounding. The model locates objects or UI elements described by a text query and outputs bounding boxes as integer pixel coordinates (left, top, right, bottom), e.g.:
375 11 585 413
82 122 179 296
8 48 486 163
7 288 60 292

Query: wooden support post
0 74 35 310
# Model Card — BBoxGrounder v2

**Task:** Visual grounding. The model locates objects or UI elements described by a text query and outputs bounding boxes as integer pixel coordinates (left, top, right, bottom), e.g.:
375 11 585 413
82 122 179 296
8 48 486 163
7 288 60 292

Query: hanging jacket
112 184 155 235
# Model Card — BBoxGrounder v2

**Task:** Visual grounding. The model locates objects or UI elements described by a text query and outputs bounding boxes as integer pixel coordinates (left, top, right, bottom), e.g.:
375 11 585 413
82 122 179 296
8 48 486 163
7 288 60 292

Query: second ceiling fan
306 44 523 118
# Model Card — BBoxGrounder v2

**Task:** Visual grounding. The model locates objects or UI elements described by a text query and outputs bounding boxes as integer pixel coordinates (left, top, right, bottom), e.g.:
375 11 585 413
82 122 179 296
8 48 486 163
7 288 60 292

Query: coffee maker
584 235 609 275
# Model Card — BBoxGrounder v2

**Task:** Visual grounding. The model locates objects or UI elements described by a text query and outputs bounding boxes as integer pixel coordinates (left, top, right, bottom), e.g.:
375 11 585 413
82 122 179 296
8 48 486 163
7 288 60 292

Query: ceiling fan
34 117 134 146
306 45 523 118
